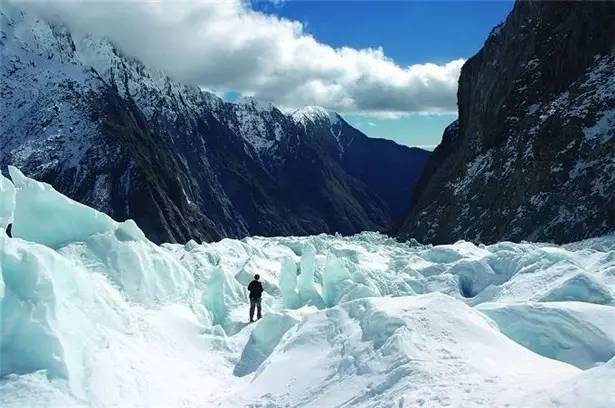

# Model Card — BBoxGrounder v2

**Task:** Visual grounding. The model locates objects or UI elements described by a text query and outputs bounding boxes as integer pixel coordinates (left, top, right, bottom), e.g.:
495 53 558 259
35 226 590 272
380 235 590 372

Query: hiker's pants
250 297 262 321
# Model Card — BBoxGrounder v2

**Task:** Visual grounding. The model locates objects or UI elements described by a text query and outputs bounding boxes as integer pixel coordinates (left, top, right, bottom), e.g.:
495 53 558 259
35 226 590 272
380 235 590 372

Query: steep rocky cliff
398 0 615 244
0 8 429 243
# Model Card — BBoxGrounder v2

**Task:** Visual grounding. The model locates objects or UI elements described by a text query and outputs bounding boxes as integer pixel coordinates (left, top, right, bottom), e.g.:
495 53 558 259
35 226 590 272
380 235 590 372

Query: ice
1 237 69 380
297 243 325 308
113 219 146 242
0 173 15 230
1 168 615 407
183 239 200 251
0 234 126 398
0 372 83 408
322 252 352 306
8 166 116 248
202 265 229 326
234 312 300 377
320 252 378 306
6 166 194 305
278 257 301 308
541 273 613 304
468 243 615 305
59 227 195 305
235 294 578 407
478 302 615 369
523 357 615 408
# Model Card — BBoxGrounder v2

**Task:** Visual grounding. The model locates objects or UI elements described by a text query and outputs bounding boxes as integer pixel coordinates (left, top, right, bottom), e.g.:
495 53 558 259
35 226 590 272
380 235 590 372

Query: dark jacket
248 280 264 299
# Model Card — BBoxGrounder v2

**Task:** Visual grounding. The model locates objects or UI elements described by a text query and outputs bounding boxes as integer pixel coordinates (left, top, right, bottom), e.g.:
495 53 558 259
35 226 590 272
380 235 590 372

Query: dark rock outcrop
397 0 615 244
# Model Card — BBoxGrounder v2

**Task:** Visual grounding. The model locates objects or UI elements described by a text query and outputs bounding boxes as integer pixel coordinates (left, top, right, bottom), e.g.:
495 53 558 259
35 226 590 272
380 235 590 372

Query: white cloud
348 111 459 121
16 0 464 114
367 122 377 127
356 111 409 120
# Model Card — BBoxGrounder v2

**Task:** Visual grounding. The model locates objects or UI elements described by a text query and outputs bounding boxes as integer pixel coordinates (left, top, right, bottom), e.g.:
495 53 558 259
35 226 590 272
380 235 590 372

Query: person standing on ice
248 274 264 322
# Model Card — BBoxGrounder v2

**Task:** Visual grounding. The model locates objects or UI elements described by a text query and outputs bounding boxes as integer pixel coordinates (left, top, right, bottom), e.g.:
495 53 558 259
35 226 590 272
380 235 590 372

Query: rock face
0 8 429 243
397 1 615 244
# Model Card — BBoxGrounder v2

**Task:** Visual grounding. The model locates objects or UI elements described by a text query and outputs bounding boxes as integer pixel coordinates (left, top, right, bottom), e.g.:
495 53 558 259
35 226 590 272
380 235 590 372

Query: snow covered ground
1 167 614 407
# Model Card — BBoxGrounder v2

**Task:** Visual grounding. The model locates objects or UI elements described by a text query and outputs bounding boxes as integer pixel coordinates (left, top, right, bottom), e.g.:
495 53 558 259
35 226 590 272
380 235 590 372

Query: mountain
397 0 615 244
0 8 429 244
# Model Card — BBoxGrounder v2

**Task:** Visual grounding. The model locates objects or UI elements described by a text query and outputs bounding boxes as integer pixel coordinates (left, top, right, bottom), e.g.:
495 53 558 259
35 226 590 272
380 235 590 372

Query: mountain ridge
0 7 429 243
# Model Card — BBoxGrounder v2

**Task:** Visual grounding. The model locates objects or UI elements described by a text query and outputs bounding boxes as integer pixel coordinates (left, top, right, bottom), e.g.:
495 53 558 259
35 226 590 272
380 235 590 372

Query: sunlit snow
1 168 614 407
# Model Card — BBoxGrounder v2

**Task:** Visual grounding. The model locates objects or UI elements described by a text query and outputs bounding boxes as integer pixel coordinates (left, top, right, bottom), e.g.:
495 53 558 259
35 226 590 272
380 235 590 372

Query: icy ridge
290 105 340 127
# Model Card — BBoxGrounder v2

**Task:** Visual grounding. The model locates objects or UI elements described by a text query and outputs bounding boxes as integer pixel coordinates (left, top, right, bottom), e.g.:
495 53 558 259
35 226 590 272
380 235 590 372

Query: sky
252 0 514 148
18 0 514 148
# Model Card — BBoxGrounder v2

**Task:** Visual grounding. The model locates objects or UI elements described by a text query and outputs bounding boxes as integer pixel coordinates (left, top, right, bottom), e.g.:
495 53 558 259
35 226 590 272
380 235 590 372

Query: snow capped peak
291 106 340 127
236 96 275 113
290 106 346 152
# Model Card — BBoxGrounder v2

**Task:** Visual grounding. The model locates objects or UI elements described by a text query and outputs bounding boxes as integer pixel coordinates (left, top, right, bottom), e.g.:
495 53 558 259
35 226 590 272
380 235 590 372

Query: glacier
1 168 614 407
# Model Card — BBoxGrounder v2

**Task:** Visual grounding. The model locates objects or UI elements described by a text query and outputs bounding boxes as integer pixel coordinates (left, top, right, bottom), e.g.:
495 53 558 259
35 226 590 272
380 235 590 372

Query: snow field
1 168 614 407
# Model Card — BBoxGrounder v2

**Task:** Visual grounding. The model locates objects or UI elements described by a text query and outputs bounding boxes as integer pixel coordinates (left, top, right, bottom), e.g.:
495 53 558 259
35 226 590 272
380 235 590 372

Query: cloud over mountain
14 0 463 114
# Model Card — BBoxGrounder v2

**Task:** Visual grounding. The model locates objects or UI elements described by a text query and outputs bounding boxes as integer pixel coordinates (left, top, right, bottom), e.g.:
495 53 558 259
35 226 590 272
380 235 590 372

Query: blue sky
253 0 513 148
